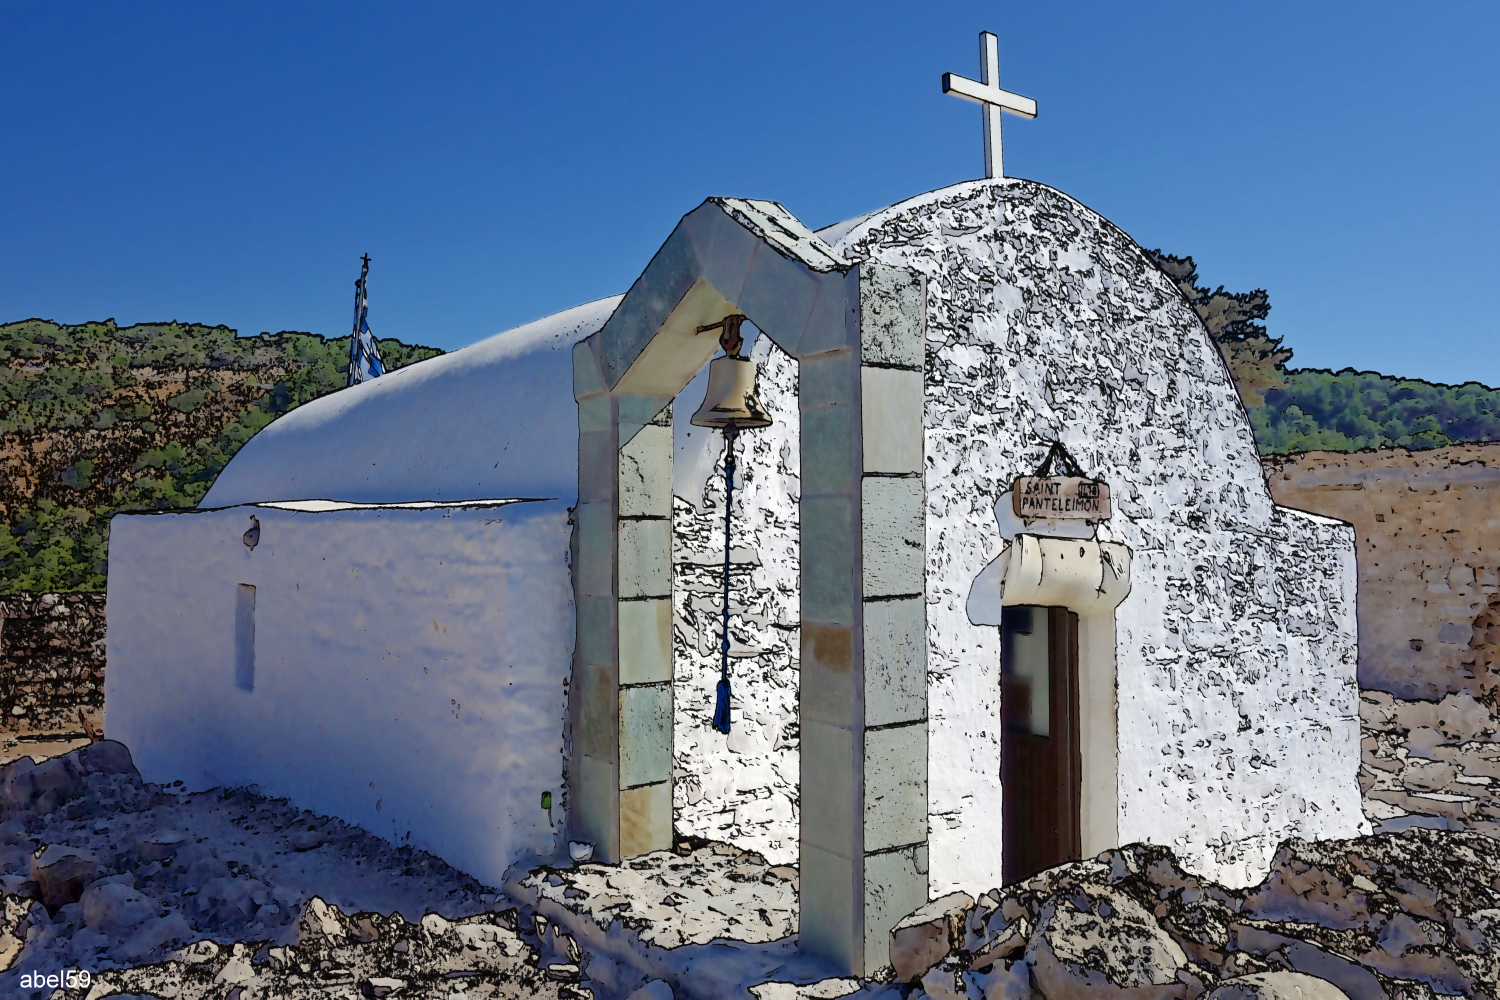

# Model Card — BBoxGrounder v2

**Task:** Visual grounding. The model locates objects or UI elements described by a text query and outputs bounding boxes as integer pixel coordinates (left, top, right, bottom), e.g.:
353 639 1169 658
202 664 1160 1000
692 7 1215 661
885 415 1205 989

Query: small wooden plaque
1012 476 1112 521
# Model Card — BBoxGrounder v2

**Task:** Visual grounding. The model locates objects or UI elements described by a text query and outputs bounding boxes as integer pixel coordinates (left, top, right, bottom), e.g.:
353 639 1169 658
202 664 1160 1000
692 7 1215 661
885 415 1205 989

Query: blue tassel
713 677 732 734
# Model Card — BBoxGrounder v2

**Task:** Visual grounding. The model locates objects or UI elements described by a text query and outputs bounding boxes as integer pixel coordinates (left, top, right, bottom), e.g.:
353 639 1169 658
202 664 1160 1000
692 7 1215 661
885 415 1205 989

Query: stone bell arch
567 197 928 975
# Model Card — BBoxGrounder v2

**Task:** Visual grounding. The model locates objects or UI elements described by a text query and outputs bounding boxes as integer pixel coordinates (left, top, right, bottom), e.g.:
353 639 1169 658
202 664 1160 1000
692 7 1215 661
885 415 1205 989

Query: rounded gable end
200 295 624 508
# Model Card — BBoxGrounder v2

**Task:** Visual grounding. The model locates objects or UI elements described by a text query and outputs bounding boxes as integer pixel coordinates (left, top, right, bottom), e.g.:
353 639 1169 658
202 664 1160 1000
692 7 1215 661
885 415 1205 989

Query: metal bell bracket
697 314 747 358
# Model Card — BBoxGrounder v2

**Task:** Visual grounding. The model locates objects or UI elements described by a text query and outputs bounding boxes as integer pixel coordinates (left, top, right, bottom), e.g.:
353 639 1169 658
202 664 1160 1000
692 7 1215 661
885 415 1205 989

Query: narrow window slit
235 583 256 692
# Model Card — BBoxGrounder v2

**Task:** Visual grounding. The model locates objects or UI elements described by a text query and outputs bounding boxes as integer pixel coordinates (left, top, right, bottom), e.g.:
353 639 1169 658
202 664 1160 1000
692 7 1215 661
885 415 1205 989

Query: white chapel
105 39 1365 978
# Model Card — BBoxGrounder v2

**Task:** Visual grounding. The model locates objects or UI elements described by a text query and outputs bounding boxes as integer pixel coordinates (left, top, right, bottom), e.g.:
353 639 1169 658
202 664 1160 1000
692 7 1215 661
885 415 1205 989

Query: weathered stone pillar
567 198 929 976
571 345 675 864
800 263 929 975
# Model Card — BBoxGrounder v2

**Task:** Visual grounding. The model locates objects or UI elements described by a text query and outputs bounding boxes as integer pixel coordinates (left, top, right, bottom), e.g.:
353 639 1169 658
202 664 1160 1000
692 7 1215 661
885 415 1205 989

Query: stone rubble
12 734 1500 999
513 836 798 950
892 832 1500 1000
1360 689 1500 837
0 741 515 992
70 893 578 1000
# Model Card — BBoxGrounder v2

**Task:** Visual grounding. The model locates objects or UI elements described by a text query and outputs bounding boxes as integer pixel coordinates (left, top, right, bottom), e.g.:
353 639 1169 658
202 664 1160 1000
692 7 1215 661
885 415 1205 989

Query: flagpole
348 254 383 387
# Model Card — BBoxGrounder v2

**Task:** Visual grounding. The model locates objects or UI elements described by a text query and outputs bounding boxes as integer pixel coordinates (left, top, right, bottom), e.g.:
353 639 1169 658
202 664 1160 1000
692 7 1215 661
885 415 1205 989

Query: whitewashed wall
105 500 574 887
832 179 1366 890
664 179 1363 888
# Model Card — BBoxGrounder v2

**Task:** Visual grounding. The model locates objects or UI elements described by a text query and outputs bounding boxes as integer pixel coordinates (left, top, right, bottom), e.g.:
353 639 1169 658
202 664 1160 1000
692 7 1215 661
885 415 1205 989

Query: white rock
1205 972 1352 1000
1026 886 1187 997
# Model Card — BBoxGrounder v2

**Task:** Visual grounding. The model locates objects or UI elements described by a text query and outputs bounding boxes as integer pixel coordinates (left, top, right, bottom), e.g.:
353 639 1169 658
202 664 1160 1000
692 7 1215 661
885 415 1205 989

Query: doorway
1001 605 1081 885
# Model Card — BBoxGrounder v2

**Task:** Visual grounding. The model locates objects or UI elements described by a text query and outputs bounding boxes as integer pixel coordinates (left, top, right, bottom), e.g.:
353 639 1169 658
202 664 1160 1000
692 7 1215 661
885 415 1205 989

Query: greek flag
347 254 385 386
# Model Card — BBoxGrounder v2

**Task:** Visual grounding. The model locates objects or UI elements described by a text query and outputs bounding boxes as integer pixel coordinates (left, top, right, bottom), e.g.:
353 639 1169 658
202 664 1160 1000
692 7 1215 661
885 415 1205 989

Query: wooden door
1001 605 1081 885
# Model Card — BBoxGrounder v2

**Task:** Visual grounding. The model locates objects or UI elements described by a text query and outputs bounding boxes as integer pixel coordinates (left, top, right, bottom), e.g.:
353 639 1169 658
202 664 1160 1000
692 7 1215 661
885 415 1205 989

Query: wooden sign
1012 476 1112 521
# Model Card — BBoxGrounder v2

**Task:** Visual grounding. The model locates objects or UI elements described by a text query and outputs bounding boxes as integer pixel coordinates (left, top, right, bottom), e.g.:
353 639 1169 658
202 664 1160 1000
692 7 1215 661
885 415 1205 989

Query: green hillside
4 259 1496 595
1254 369 1500 454
0 319 441 594
1148 251 1500 456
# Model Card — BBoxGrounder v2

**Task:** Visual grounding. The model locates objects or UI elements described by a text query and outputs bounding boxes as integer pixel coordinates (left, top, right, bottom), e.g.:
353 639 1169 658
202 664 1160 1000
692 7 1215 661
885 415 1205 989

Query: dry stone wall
0 593 105 732
1264 444 1500 702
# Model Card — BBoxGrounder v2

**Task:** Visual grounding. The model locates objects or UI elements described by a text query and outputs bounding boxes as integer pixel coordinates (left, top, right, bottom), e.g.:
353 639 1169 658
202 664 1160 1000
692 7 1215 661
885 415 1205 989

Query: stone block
619 599 671 685
802 496 855 625
800 348 857 408
799 843 856 971
620 780 672 856
888 890 974 983
617 393 672 432
619 684 672 789
859 264 925 369
574 502 615 600
573 339 608 400
739 243 820 347
798 273 856 358
572 753 619 862
861 477 924 599
599 230 700 388
864 722 927 852
578 660 619 760
861 367 924 475
619 423 673 518
865 598 926 728
575 595 616 670
872 852 942 979
619 519 670 599
800 407 857 498
577 431 618 502
577 393 611 433
801 719 854 856
801 623 854 727
688 204 757 306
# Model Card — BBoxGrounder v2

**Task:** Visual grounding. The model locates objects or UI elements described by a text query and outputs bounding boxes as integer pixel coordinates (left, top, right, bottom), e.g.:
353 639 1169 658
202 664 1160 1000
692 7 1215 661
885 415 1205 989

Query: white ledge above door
967 534 1133 625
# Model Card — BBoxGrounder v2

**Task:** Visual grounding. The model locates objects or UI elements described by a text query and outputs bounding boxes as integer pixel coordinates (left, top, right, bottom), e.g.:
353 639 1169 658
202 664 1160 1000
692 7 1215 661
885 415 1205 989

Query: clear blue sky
3 1 1496 386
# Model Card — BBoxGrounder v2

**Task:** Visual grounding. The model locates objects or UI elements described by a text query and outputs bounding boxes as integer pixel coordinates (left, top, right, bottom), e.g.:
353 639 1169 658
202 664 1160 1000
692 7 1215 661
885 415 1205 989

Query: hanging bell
690 354 772 429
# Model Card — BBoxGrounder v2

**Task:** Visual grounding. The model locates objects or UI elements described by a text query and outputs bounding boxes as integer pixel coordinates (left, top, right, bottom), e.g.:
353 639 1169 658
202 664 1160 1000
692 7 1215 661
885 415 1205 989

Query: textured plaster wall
664 180 1364 887
671 335 802 865
830 179 1366 890
105 499 574 888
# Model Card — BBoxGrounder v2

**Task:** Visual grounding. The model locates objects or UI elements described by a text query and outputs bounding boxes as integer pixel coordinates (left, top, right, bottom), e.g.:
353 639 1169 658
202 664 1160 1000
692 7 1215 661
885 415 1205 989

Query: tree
1147 251 1292 410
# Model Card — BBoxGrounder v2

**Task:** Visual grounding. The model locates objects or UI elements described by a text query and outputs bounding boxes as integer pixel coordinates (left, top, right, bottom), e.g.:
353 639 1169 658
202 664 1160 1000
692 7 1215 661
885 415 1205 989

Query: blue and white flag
347 254 385 386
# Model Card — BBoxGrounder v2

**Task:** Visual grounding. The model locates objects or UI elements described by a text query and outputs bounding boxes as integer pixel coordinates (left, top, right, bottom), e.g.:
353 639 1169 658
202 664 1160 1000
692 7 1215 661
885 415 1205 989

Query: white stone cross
942 31 1037 179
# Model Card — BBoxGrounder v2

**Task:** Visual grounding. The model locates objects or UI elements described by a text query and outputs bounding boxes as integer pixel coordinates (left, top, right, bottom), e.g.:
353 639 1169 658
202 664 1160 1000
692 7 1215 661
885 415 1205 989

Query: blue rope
712 425 738 734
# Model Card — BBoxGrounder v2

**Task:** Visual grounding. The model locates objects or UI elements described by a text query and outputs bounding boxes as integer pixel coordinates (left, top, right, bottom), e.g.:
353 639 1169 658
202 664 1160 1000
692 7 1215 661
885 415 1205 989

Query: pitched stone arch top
578 198 858 402
568 195 929 977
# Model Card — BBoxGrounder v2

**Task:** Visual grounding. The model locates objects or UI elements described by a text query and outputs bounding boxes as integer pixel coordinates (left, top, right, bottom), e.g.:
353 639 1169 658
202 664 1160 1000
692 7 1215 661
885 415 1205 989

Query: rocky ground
9 726 1500 998
0 740 593 999
516 838 799 949
1361 689 1500 838
52 894 580 1000
891 831 1500 999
